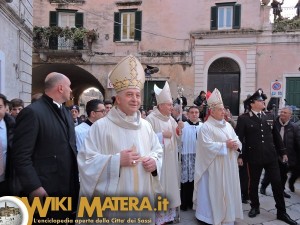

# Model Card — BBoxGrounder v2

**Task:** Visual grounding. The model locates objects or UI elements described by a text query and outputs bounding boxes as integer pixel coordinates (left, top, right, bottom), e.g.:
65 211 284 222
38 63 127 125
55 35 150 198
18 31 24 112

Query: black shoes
260 187 266 195
241 194 249 204
180 205 187 211
242 198 248 204
284 191 291 198
289 182 295 192
196 219 211 225
248 208 260 218
277 212 298 225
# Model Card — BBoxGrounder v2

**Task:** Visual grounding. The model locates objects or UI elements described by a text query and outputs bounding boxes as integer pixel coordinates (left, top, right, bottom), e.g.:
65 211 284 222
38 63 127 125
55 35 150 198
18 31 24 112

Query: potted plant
72 27 87 42
33 26 46 48
72 27 87 50
86 29 98 42
60 26 73 40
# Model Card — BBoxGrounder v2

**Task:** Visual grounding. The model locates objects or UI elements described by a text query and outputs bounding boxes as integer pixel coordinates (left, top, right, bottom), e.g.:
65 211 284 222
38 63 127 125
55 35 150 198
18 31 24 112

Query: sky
0 201 18 208
268 0 299 21
282 0 298 7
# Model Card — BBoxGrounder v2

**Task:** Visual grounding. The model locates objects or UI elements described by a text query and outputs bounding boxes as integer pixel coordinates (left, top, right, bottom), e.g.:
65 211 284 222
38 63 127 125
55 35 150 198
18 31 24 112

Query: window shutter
49 11 58 49
134 11 142 41
49 11 58 26
74 13 84 49
113 12 121 42
233 4 241 29
75 13 84 28
210 6 217 30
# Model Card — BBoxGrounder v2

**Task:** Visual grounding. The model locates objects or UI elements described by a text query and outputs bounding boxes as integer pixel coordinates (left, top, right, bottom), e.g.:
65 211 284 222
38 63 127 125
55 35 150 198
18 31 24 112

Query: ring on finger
132 160 136 165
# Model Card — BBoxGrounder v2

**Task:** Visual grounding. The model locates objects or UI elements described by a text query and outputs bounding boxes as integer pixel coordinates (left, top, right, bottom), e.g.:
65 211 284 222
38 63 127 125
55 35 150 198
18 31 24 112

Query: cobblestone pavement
176 179 300 225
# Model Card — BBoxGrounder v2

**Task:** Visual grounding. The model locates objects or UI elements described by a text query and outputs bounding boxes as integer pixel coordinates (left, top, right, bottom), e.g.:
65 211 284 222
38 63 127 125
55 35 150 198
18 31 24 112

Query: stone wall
0 0 33 104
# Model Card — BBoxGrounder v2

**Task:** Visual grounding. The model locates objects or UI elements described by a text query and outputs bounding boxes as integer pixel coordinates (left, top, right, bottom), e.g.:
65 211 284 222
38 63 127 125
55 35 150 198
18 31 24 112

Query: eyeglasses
94 109 106 113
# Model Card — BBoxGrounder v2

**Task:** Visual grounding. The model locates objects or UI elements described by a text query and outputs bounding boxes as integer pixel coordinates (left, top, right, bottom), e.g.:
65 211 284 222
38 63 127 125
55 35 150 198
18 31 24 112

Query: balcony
33 26 98 51
49 0 85 4
34 36 86 51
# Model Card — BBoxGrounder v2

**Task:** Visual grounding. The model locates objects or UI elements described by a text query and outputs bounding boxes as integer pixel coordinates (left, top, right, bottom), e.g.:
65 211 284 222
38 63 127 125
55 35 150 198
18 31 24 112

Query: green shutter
286 77 300 107
75 12 84 49
49 11 57 27
75 13 84 28
210 6 217 30
49 11 58 49
113 12 121 42
134 11 142 41
233 4 241 29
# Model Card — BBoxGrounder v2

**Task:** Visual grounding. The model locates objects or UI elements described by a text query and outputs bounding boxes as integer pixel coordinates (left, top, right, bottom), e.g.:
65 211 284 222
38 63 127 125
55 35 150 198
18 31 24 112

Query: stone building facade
0 0 33 104
32 0 300 115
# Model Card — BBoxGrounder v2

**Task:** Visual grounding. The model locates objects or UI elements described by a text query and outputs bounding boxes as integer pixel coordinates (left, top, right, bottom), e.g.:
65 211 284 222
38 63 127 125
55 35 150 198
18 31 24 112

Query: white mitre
154 81 172 105
109 55 145 93
207 88 224 108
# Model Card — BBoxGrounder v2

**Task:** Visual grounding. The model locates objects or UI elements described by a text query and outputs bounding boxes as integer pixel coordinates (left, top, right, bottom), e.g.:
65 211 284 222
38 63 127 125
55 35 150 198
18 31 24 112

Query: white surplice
146 108 181 225
181 121 202 183
193 116 243 225
77 107 163 224
75 122 90 151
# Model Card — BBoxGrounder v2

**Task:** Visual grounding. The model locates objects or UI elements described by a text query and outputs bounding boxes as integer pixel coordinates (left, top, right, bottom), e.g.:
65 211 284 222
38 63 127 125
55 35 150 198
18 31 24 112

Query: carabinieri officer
235 89 297 225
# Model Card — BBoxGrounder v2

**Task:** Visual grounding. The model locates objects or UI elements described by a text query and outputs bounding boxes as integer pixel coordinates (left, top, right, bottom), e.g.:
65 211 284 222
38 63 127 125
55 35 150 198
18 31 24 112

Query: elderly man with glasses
260 107 300 196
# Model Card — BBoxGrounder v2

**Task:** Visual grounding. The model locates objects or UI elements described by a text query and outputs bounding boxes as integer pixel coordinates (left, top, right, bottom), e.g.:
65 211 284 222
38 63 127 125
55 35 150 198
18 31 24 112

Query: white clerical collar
53 101 62 108
216 118 225 125
209 116 226 127
115 107 138 123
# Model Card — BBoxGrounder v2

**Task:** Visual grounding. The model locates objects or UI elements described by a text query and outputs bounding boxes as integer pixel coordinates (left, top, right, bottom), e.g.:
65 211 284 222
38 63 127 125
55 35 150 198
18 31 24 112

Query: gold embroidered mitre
109 55 145 93
207 88 224 109
154 81 172 105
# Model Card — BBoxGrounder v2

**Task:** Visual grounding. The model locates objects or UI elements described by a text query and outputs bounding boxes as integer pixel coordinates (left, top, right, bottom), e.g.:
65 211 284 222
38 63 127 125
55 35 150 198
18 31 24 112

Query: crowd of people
0 55 300 225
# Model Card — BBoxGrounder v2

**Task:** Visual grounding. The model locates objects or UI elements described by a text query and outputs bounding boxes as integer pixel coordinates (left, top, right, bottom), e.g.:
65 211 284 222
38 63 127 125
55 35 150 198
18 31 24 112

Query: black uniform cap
244 88 267 106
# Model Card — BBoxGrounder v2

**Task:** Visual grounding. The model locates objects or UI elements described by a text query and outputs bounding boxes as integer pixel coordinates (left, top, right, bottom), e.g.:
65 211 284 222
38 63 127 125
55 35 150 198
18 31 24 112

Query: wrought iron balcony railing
33 26 98 51
34 36 86 50
49 0 85 4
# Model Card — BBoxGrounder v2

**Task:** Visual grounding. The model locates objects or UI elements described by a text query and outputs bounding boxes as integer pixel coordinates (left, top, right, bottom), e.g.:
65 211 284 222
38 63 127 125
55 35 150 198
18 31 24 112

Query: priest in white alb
193 88 243 225
146 82 183 225
77 55 163 224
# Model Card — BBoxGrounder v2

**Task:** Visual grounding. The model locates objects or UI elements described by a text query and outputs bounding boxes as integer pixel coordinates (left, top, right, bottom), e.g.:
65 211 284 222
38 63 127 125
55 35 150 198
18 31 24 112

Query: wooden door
208 73 240 116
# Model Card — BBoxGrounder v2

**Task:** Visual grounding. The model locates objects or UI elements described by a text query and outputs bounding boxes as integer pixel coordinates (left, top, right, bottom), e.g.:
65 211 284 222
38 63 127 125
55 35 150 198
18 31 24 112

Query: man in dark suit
12 72 79 224
0 94 15 196
235 89 297 225
260 106 300 195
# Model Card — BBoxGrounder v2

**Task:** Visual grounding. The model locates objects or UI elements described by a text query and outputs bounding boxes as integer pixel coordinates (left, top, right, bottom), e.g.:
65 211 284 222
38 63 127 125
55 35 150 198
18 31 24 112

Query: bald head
44 72 72 104
45 72 67 90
